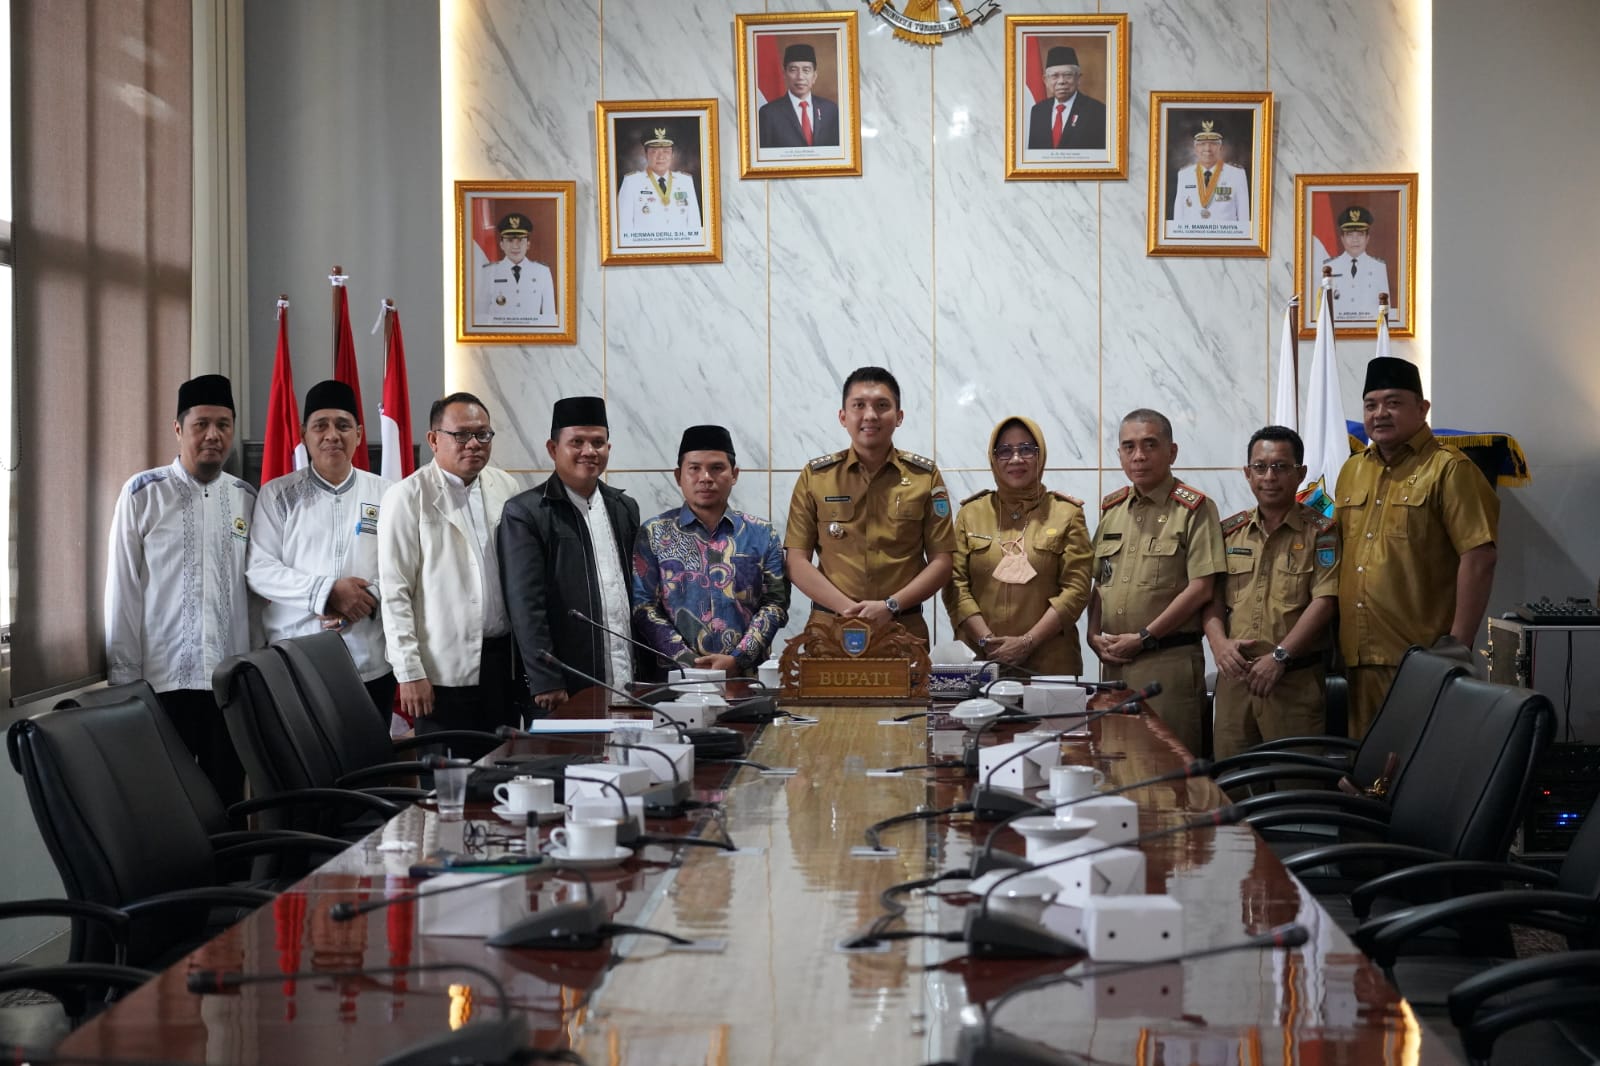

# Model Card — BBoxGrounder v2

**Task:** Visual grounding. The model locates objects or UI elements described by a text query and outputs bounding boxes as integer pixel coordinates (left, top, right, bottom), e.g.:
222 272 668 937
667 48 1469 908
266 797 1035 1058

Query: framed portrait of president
735 11 862 179
1005 14 1129 181
454 180 576 344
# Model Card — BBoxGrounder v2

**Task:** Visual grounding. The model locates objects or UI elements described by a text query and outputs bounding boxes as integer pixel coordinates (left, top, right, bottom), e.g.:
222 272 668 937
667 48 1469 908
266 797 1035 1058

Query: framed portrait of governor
454 180 577 344
1293 172 1417 339
596 99 722 266
1004 14 1129 181
735 11 862 179
1147 91 1273 257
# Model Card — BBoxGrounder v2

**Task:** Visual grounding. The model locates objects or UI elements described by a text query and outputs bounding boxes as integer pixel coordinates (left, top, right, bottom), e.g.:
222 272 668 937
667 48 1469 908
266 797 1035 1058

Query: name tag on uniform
825 496 851 503
1102 532 1122 541
1226 547 1252 556
356 503 380 536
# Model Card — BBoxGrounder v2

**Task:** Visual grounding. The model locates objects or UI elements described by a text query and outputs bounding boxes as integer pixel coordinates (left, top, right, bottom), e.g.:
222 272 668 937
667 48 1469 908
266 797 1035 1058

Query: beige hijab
989 415 1048 520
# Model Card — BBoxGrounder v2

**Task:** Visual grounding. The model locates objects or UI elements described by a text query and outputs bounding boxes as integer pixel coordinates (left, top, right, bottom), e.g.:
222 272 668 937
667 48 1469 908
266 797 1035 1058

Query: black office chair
1256 676 1553 932
1211 646 1466 797
0 899 147 1038
6 697 346 970
212 649 418 837
271 632 500 786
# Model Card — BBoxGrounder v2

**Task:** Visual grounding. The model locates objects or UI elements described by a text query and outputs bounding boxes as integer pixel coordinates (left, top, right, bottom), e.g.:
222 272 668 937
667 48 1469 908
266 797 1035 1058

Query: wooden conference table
60 696 1463 1065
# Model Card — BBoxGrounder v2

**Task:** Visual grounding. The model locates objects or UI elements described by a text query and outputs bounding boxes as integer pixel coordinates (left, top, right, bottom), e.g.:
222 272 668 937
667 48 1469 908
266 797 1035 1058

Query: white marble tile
446 0 607 470
767 6 937 466
600 0 773 471
931 15 1101 470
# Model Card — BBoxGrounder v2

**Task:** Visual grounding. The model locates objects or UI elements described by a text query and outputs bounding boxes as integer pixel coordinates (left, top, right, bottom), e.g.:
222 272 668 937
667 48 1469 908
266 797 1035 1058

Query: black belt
812 603 921 619
1150 632 1201 651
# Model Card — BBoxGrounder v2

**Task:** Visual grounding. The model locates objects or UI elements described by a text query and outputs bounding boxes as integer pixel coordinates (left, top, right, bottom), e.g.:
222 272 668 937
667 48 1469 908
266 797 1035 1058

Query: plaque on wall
777 614 931 703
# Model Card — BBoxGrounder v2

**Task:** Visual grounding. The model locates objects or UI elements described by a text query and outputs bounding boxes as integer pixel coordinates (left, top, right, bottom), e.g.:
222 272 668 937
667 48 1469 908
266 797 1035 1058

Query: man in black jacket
499 396 641 713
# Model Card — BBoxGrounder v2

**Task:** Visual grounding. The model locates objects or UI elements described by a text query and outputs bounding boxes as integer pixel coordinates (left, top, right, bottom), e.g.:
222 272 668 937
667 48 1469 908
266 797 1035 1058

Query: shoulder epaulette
1306 508 1336 533
1169 482 1206 511
897 450 935 473
1100 486 1130 511
807 451 844 471
960 488 993 505
128 471 167 496
1048 491 1084 508
1220 510 1251 536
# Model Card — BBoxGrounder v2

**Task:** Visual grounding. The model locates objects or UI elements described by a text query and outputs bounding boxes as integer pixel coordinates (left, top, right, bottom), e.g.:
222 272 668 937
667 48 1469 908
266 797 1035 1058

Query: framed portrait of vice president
1005 14 1130 181
1147 91 1274 257
735 11 862 179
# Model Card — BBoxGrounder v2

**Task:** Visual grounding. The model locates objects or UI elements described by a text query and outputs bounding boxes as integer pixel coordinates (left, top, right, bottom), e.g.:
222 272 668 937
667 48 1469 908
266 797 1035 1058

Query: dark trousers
417 635 518 738
364 671 399 732
158 687 245 807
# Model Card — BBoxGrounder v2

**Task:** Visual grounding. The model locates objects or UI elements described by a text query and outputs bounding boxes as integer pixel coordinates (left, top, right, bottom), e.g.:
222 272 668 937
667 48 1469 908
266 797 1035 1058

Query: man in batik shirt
632 425 790 674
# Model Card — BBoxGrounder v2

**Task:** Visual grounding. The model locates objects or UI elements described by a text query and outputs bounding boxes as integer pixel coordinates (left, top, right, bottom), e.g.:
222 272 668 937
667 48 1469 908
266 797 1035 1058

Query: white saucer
544 844 634 869
1011 814 1097 849
491 802 566 824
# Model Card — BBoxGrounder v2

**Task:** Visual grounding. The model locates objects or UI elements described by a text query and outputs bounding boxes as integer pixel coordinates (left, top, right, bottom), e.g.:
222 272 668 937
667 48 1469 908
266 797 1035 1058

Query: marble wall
442 0 1427 656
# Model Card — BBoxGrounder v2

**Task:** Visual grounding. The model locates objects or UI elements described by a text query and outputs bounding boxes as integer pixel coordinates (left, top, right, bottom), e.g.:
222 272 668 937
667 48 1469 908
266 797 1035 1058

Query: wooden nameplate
777 614 931 703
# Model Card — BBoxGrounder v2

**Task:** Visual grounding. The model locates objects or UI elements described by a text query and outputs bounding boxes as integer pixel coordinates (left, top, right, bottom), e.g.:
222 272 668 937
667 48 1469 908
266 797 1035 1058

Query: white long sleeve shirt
104 459 256 692
247 465 395 681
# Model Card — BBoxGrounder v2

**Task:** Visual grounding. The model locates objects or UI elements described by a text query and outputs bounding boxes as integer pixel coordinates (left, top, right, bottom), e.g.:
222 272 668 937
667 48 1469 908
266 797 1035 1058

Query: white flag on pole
1272 296 1300 431
1299 276 1348 515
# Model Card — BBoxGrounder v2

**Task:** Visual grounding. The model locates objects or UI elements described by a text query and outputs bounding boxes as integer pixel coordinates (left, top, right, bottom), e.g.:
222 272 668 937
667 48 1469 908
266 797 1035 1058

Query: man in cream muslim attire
1171 120 1249 231
616 128 702 245
105 373 254 804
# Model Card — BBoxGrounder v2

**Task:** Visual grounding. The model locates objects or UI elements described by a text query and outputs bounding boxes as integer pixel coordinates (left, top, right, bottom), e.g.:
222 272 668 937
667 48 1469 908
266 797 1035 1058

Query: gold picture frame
596 99 722 266
454 180 577 344
1147 91 1273 257
735 10 862 179
1293 172 1418 339
1004 14 1130 181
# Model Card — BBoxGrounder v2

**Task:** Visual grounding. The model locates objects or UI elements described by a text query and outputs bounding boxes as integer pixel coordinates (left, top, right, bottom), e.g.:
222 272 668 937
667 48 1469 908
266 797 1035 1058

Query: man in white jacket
105 373 254 803
378 392 522 734
249 380 395 726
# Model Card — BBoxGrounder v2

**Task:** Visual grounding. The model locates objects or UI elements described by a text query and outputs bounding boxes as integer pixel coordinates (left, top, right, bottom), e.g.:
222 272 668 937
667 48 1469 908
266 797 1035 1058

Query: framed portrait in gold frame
1147 91 1273 257
596 99 722 266
735 11 862 179
454 180 577 344
1004 14 1130 181
1293 172 1418 339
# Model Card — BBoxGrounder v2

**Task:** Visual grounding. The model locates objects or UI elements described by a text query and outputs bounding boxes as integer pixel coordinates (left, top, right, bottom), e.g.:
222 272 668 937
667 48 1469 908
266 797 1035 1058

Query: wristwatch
1138 627 1159 652
1271 645 1291 664
884 596 901 614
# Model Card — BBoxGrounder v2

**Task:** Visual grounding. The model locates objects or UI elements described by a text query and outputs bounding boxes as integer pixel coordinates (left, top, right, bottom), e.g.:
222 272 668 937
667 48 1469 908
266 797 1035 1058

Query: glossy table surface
60 700 1462 1065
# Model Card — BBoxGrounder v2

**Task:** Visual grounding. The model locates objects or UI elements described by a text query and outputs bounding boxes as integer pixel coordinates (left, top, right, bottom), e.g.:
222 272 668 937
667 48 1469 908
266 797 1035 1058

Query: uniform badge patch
357 503 380 536
933 497 950 517
231 516 249 541
841 620 871 657
1315 532 1338 568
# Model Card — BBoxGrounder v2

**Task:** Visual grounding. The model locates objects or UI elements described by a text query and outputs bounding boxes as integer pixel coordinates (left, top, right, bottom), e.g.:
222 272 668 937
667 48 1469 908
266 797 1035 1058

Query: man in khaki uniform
1203 426 1340 759
785 366 955 647
1336 356 1499 737
1088 409 1225 755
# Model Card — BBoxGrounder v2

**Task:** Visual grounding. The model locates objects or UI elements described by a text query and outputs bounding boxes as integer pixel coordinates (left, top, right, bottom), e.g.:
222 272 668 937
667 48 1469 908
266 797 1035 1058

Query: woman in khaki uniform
943 416 1093 675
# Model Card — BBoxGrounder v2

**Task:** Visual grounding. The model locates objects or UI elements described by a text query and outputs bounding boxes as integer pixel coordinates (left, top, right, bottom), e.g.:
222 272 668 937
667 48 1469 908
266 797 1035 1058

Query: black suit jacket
1026 93 1108 151
758 95 841 148
498 475 642 700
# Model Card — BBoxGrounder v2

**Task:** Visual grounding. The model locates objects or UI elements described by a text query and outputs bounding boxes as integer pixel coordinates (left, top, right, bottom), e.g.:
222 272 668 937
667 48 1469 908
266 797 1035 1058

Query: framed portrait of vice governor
734 11 862 179
596 99 722 266
1147 91 1273 257
454 180 576 344
1004 14 1130 181
1293 172 1418 339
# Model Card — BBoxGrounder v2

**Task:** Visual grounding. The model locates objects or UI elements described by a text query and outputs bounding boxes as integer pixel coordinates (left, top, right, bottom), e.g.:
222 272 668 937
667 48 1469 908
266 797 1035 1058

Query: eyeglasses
1246 461 1297 474
993 444 1041 460
436 428 495 444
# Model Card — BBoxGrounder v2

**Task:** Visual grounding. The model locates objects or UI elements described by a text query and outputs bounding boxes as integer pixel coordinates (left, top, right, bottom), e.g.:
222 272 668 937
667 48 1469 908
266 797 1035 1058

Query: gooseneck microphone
188 962 526 1066
963 805 1243 959
972 758 1213 875
568 607 688 671
538 650 745 760
947 924 1311 1066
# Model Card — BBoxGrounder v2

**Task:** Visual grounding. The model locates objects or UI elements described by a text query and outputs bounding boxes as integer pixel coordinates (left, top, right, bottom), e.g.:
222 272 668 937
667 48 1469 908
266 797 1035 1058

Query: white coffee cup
549 818 620 860
1050 764 1105 800
758 659 781 688
569 796 646 838
493 775 555 814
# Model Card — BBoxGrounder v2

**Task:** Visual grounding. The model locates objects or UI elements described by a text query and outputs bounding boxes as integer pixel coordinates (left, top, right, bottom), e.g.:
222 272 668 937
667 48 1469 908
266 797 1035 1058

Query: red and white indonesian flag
330 270 370 471
1023 37 1048 104
379 302 415 483
1298 276 1348 516
261 297 306 483
754 34 785 108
